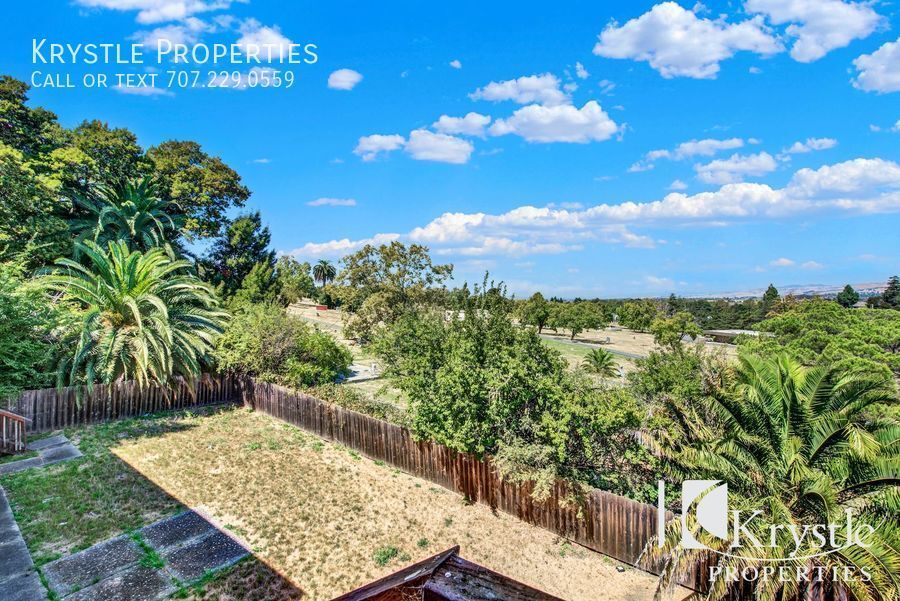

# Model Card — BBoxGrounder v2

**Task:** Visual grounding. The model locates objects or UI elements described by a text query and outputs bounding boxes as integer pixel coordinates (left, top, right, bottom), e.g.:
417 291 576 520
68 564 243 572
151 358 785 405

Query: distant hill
697 282 887 300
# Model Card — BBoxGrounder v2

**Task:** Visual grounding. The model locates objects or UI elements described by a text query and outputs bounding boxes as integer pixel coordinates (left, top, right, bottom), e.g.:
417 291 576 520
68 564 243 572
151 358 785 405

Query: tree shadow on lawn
0 404 305 599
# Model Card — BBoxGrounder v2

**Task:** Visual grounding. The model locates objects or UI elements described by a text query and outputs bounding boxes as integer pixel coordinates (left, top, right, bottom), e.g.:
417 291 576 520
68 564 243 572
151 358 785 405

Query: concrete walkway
41 510 249 600
0 435 83 476
0 487 47 601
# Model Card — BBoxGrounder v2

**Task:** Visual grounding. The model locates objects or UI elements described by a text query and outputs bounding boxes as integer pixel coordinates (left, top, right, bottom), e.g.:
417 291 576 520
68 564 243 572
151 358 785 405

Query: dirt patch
112 408 688 601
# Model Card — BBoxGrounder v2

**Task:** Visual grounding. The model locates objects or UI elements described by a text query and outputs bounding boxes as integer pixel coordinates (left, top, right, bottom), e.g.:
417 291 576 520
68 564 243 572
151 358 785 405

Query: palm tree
312 259 336 287
583 348 618 379
645 353 899 601
71 177 182 252
43 240 227 395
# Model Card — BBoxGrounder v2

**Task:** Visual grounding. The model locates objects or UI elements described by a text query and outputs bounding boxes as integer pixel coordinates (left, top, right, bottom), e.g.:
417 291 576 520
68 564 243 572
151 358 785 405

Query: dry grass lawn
113 407 687 601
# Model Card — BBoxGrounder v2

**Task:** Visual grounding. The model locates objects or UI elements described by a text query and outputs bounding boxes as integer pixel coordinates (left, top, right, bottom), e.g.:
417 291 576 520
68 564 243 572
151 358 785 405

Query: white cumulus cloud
288 233 401 259
404 130 474 164
328 68 363 90
432 113 492 138
307 197 357 207
449 59 462 69
852 39 900 94
575 62 590 79
237 19 294 61
489 101 619 143
781 137 837 155
695 151 778 184
75 0 236 24
745 0 884 63
592 2 781 79
469 73 569 106
353 134 406 161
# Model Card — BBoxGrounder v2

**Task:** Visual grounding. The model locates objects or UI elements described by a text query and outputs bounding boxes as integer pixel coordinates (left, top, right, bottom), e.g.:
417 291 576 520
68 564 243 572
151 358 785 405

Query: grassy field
106 406 681 601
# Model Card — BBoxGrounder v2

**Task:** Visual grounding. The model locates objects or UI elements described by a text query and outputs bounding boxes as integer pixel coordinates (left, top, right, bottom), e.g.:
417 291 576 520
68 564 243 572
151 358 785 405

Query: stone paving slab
65 565 175 601
26 434 68 452
0 439 82 476
0 570 47 601
140 510 216 550
162 530 248 582
42 534 143 597
0 487 46 601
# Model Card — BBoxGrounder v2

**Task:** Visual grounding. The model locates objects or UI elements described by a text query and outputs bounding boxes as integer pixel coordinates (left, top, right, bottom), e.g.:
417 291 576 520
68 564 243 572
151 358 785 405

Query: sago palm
583 347 619 379
43 240 227 395
313 259 336 287
71 177 182 252
645 353 899 601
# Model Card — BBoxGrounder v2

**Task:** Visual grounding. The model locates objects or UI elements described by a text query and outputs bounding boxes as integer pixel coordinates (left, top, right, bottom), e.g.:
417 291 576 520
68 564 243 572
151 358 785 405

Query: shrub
214 303 351 387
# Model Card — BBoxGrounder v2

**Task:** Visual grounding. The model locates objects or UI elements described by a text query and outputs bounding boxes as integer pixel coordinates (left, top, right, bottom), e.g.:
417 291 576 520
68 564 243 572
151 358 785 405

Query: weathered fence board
4 374 238 434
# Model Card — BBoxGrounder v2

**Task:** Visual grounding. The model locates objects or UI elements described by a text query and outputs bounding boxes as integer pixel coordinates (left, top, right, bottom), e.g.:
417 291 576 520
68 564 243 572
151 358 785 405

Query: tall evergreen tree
204 211 274 296
836 284 860 308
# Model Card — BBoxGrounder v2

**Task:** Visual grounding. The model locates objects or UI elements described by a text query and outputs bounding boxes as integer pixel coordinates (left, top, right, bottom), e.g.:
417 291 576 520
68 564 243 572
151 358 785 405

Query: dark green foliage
518 292 551 333
204 212 274 296
740 298 900 377
549 301 607 339
869 275 900 310
0 259 68 399
213 303 351 388
274 256 315 305
649 311 702 352
617 299 659 332
146 140 249 239
836 284 860 308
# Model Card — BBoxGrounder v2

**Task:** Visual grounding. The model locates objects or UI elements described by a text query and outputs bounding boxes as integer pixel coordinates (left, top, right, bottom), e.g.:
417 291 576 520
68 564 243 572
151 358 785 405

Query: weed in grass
417 537 429 548
131 532 164 569
311 441 324 452
348 449 361 460
373 546 400 567
443 517 453 527
374 460 385 467
245 441 262 451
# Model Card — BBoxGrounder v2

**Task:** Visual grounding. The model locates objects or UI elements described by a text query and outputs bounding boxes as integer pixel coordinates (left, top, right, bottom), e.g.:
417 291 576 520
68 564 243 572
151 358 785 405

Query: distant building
703 329 768 344
334 546 562 601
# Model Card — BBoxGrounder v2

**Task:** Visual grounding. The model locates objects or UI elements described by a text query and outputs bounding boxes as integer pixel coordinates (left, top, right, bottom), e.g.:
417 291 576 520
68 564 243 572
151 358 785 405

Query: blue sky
4 0 899 297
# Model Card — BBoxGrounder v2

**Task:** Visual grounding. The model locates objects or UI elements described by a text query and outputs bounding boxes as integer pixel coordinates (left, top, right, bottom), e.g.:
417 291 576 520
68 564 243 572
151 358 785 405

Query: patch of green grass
0 449 38 465
0 409 210 562
417 537 429 548
373 545 400 567
131 532 165 569
443 517 453 527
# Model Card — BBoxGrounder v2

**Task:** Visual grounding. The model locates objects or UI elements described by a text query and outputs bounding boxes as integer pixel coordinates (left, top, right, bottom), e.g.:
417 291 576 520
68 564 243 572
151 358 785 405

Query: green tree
519 292 551 333
312 259 336 288
146 140 249 239
204 211 274 296
649 311 702 352
69 120 147 189
550 301 607 340
0 259 69 399
274 256 315 305
0 75 64 158
836 284 860 308
70 177 181 252
761 282 780 314
44 240 226 393
740 298 900 377
646 354 899 601
0 143 70 266
214 302 351 388
229 261 280 307
334 242 453 341
883 275 900 309
618 300 658 332
582 348 618 379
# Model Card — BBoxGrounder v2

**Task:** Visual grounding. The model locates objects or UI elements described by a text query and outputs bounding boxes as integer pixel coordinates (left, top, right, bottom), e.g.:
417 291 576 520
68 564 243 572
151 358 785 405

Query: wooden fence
4 374 239 434
1 409 29 454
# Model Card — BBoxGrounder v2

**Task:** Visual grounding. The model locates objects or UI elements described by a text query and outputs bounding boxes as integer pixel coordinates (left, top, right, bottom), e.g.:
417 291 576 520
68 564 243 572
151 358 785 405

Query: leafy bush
308 384 408 425
214 303 351 387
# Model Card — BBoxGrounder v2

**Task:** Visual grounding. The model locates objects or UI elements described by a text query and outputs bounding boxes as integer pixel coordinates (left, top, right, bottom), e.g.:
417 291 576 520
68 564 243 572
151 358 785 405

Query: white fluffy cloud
853 39 900 94
781 137 837 155
770 257 795 267
288 233 401 259
237 19 293 60
575 62 590 79
307 197 357 207
469 73 569 106
353 134 406 161
76 0 235 24
449 59 462 69
745 0 883 63
432 113 491 137
695 151 778 184
640 138 746 169
328 68 363 90
135 17 209 48
489 101 619 143
289 158 900 259
404 130 474 164
592 2 781 79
